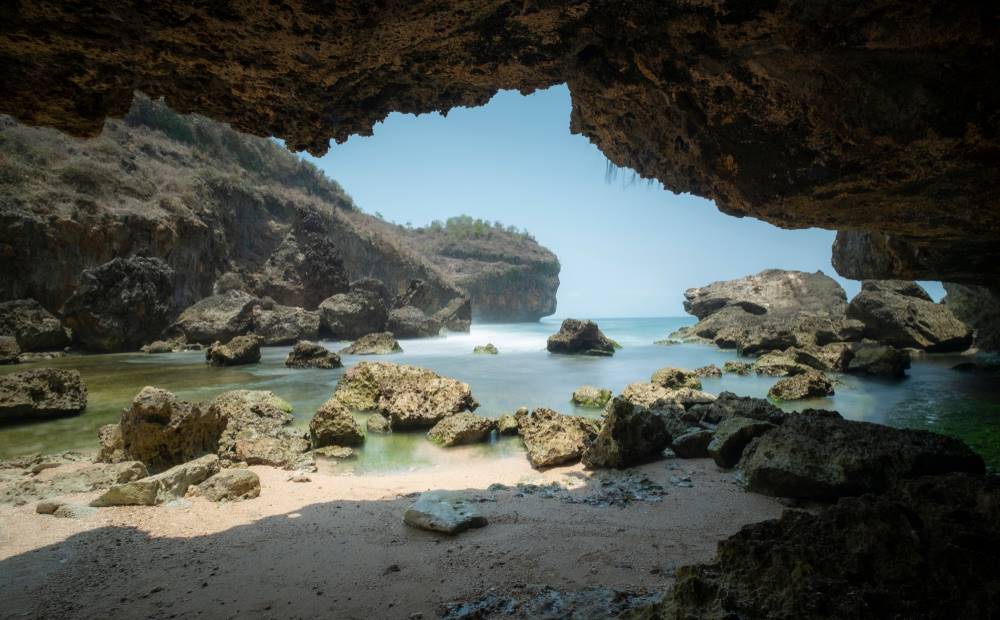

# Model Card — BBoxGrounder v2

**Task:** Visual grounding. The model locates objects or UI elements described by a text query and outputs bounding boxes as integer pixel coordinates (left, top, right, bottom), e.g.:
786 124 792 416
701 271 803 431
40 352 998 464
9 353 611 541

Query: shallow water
2 317 998 471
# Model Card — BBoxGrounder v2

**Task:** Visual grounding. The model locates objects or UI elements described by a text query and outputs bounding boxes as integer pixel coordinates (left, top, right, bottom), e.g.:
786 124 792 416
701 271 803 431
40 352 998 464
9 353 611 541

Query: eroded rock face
318 290 387 340
546 319 616 356
943 283 1000 352
119 387 224 473
207 390 295 464
0 336 19 364
386 305 441 338
847 280 973 352
0 369 87 422
582 398 672 469
0 299 68 351
170 291 259 345
61 256 175 352
741 410 985 499
249 224 350 310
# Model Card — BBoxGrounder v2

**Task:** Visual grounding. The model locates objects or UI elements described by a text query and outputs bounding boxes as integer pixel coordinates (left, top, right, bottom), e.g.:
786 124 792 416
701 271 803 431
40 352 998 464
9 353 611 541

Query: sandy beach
0 455 783 619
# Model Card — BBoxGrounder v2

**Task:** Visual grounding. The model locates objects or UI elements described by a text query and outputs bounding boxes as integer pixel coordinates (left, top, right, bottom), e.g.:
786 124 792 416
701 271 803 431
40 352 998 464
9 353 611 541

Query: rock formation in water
943 283 1000 352
847 280 973 352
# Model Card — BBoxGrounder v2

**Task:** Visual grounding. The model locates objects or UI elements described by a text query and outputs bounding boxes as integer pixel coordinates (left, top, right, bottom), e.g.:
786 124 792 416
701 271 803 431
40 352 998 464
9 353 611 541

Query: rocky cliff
390 217 559 322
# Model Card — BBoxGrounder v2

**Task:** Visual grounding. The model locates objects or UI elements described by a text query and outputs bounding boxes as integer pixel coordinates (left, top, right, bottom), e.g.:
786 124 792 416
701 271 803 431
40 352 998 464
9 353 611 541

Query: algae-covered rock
427 412 495 447
205 334 261 366
308 397 364 448
570 385 612 409
707 416 776 468
339 332 402 355
582 397 672 469
767 370 834 401
650 367 702 390
0 369 87 422
518 408 600 469
473 343 498 355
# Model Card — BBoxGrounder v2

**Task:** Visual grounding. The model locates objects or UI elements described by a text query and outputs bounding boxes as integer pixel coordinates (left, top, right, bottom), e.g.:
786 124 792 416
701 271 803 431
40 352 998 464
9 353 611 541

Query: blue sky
303 85 942 317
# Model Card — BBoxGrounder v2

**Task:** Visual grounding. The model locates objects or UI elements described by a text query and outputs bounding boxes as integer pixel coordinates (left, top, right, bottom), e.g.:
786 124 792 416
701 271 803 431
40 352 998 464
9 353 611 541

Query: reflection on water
2 318 998 471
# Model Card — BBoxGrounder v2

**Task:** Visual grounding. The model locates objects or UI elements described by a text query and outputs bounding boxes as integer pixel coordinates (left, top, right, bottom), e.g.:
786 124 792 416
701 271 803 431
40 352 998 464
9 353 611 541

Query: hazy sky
304 85 942 317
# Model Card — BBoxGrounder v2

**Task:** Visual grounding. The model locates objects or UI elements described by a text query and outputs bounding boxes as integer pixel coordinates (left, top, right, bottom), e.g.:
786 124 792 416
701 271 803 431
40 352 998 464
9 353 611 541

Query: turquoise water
2 317 998 471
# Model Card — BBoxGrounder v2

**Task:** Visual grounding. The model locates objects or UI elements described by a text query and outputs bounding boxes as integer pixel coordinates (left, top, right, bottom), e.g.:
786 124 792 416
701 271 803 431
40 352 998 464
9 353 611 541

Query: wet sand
0 456 783 619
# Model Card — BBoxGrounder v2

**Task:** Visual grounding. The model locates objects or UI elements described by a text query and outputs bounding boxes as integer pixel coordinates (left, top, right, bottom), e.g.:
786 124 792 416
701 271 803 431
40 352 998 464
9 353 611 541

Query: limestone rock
2 460 147 506
318 290 387 339
846 343 910 378
96 424 125 463
496 415 519 436
366 413 391 433
722 361 753 375
684 269 848 320
582 398 672 469
339 332 402 355
141 339 183 354
208 389 294 463
205 334 261 366
472 343 498 355
570 385 612 409
650 367 702 390
943 283 1000 352
61 256 175 352
251 304 320 346
433 294 473 332
386 305 442 338
250 223 350 309
233 429 310 469
687 391 786 427
119 387 224 473
0 336 21 364
0 369 87 422
752 352 812 377
403 491 488 535
309 397 364 448
333 361 478 429
741 410 985 499
0 299 69 351
518 408 600 469
767 371 834 401
847 280 973 352
312 445 356 460
91 454 220 506
169 291 259 344
284 340 341 369
546 319 616 356
192 469 260 502
693 364 722 378
708 416 776 468
670 428 714 459
427 412 495 447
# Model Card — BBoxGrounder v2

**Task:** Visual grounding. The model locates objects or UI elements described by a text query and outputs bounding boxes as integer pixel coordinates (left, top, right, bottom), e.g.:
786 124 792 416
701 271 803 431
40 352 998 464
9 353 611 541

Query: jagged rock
119 387 224 473
91 454 220 507
810 342 856 372
546 319 616 356
168 291 259 344
688 391 785 427
752 351 812 376
1 460 147 506
308 397 364 448
208 389 294 463
473 343 498 355
693 364 722 378
339 332 402 355
650 367 702 390
191 469 260 502
0 299 69 351
284 340 341 369
571 385 612 409
847 280 973 352
582 398 672 469
251 304 320 345
433 295 472 332
348 278 392 306
251 222 350 309
618 382 714 412
0 369 87 422
741 410 985 499
366 413 391 433
768 371 834 401
61 256 175 352
708 416 777 468
661 474 1000 619
943 283 1000 352
386 305 442 338
333 361 478 429
233 429 310 469
96 424 125 463
670 428 714 459
496 415 519 436
205 334 261 366
312 445 355 459
0 336 21 364
846 343 910 378
722 361 753 375
518 408 601 469
318 289 388 339
427 412 495 447
403 490 488 535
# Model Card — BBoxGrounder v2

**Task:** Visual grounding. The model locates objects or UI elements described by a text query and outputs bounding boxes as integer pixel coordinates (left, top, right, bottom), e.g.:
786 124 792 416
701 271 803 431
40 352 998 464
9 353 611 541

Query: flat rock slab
403 491 488 535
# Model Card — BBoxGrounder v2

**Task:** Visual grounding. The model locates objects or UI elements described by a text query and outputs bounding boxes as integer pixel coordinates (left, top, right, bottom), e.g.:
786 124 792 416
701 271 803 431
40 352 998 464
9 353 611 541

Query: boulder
496 415 519 436
61 256 175 352
333 361 478 429
670 428 714 458
768 370 834 401
0 369 87 422
366 413 391 433
582 397 672 469
251 304 320 345
427 412 495 447
687 391 786 426
433 295 473 332
740 410 985 499
846 343 910 378
308 397 364 447
318 289 387 339
618 382 714 412
518 408 601 469
660 474 1000 619
847 280 973 352
570 385 612 409
251 222 350 309
693 364 722 378
3 459 147 506
684 269 849 320
546 319 616 356
722 360 753 375
96 424 125 463
386 305 442 338
752 352 811 376
208 389 295 463
205 334 261 366
0 336 21 364
90 454 220 506
191 468 261 502
473 343 498 355
339 332 402 355
140 339 182 353
168 290 259 344
119 387 224 473
707 416 776 468
284 340 341 369
0 299 69 351
403 490 488 535
312 445 356 459
233 429 310 469
650 367 702 390
348 277 392 306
